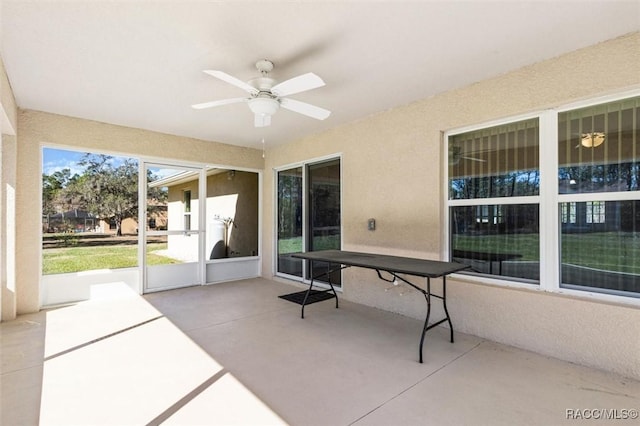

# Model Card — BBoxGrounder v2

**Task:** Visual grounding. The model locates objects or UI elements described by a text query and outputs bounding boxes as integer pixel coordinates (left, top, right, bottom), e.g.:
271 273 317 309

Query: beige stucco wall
1 54 18 321
16 110 264 315
165 171 259 260
206 171 259 258
263 32 640 379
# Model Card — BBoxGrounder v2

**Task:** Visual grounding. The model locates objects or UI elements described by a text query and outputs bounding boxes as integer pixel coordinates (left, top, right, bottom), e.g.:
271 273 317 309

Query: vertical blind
558 97 640 193
449 117 539 199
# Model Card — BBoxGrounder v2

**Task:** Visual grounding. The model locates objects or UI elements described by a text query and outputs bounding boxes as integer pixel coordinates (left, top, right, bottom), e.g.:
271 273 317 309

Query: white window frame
444 89 640 306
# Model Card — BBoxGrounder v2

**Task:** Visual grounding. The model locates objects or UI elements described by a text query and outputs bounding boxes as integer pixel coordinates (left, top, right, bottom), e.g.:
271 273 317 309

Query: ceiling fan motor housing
249 77 277 92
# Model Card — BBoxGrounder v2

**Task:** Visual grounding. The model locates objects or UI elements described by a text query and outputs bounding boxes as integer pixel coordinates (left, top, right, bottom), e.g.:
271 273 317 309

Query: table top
291 249 468 278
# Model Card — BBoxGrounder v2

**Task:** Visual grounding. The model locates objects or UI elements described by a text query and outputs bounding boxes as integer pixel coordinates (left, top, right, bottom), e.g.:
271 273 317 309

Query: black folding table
290 250 469 363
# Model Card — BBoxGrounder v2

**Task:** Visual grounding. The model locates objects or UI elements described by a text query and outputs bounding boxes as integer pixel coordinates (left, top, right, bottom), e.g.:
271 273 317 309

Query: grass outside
42 243 177 275
453 232 640 274
44 232 639 275
278 235 339 254
280 232 640 274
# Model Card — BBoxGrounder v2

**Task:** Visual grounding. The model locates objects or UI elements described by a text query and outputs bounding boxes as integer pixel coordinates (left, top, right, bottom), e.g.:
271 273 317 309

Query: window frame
443 89 640 305
273 153 343 286
444 111 546 289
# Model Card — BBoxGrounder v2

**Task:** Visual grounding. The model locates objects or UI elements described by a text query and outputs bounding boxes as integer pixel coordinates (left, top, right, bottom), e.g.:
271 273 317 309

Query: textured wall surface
1 55 18 321
263 33 640 378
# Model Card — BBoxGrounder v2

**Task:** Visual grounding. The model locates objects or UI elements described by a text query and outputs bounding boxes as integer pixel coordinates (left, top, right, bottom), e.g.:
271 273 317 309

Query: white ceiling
2 1 639 150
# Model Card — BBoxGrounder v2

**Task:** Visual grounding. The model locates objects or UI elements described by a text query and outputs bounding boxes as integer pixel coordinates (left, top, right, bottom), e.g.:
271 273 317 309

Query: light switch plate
367 218 376 231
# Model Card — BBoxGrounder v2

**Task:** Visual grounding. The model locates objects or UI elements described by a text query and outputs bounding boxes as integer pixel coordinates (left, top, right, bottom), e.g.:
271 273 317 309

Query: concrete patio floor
2 277 639 425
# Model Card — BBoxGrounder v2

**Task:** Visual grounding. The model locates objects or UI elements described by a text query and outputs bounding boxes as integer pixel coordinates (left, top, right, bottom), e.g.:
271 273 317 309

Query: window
41 149 142 275
558 96 640 296
448 118 540 282
585 201 605 224
561 202 576 224
183 190 191 230
276 167 303 277
276 157 341 286
447 94 640 299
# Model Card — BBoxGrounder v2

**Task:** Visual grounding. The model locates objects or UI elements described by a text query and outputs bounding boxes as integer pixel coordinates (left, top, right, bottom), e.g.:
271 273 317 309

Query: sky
42 148 180 179
42 148 89 176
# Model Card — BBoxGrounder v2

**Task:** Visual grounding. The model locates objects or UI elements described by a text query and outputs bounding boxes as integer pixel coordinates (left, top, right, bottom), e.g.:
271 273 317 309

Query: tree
42 152 167 236
68 154 140 236
42 168 80 215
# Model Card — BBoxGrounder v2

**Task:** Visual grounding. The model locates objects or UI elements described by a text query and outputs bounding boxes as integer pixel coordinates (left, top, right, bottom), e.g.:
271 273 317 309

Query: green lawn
453 232 640 274
47 232 636 275
280 232 639 274
42 243 178 274
562 232 640 274
452 234 540 261
278 235 340 254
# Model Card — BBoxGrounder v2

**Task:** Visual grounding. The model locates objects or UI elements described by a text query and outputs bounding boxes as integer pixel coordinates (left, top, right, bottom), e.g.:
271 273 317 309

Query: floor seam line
0 363 45 376
348 340 485 425
180 306 300 333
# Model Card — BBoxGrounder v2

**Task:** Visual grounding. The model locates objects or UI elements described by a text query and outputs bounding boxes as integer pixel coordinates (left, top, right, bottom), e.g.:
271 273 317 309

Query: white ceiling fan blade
191 98 247 110
254 113 271 127
203 70 259 95
271 73 325 97
280 98 331 120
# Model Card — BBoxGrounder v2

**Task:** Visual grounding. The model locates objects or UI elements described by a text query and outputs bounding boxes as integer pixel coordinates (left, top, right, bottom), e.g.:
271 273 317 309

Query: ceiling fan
192 59 331 127
449 145 487 165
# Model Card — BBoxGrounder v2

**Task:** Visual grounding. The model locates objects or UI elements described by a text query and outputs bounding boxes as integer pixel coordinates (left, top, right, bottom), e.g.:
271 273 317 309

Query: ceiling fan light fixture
248 97 279 117
581 132 605 148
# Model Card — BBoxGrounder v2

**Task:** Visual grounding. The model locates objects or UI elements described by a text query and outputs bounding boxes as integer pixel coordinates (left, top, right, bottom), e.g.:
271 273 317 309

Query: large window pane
42 149 142 274
449 118 539 199
560 201 640 296
307 159 341 286
277 167 303 277
450 204 539 282
147 166 198 264
558 96 640 194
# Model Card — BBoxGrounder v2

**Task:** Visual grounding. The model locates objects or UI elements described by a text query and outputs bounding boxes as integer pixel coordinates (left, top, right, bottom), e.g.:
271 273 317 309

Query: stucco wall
16 110 263 315
206 171 259 258
263 33 640 378
1 54 18 321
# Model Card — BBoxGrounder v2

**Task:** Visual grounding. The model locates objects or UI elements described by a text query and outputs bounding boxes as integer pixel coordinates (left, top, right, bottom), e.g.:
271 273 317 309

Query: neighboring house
43 209 166 235
43 209 97 233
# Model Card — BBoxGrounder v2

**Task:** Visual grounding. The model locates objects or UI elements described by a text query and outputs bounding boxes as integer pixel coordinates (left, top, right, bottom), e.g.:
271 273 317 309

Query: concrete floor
1 277 639 425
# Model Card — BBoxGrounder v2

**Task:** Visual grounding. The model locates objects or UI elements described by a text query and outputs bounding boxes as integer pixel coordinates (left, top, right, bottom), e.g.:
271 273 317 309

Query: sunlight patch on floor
43 282 161 358
39 281 286 425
